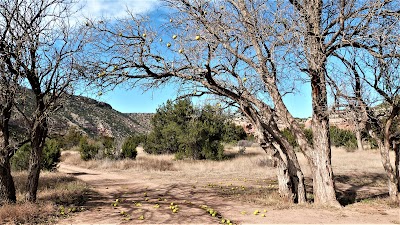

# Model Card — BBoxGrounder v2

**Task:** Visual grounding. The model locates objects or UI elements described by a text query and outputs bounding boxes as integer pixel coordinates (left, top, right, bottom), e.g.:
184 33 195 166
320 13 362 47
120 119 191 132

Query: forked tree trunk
259 132 306 204
299 0 340 207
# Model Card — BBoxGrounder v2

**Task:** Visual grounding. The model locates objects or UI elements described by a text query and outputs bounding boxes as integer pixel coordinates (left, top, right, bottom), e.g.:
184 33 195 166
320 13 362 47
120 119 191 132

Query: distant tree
144 99 243 160
222 122 248 144
121 135 142 159
144 99 193 155
61 127 84 149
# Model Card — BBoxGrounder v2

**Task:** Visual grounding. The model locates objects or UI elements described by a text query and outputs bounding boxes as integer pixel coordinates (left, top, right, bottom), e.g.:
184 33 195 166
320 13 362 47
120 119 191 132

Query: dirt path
56 162 400 224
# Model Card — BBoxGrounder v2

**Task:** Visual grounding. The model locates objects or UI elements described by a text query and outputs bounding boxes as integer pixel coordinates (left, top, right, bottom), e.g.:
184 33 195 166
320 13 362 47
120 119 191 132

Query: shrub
61 126 83 149
281 128 298 148
99 136 115 159
144 99 192 155
223 122 247 143
41 139 61 171
11 143 31 171
79 137 100 161
121 136 141 159
11 139 61 171
330 126 357 148
144 99 235 160
177 109 225 160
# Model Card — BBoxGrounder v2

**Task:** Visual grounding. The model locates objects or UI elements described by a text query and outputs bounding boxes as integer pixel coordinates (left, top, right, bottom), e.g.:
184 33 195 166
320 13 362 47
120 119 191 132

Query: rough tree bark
0 105 16 205
298 0 340 207
25 119 47 202
241 103 306 203
25 82 49 202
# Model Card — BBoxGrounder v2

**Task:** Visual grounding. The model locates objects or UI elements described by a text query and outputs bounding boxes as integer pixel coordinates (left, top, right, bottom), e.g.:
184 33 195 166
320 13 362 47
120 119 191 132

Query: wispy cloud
74 0 161 20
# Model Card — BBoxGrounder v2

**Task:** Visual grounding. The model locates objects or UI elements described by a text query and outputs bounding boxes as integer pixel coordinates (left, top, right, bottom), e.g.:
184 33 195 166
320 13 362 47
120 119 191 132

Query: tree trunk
259 130 306 204
381 137 399 202
310 73 340 207
310 104 340 206
0 153 16 205
25 120 47 202
0 104 16 205
395 142 399 198
355 126 364 151
295 0 340 207
260 142 295 202
276 153 294 201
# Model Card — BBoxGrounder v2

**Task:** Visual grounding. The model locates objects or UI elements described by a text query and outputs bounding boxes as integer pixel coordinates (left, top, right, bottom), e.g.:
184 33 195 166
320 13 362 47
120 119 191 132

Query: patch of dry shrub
0 201 55 224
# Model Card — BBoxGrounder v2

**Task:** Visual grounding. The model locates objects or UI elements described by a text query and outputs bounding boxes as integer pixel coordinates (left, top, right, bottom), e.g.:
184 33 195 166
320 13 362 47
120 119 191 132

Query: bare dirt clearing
57 147 399 224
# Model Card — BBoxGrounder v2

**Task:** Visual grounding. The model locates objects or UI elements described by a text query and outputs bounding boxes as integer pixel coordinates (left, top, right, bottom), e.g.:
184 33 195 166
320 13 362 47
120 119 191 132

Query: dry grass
0 202 55 224
62 150 175 171
60 145 396 209
0 171 89 224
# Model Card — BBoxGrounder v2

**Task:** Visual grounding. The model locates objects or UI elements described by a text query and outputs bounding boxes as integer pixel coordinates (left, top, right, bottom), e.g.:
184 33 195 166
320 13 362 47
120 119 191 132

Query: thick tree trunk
0 104 16 205
395 143 399 198
276 154 294 201
310 94 340 207
259 131 306 204
25 120 47 202
294 0 340 207
0 153 16 205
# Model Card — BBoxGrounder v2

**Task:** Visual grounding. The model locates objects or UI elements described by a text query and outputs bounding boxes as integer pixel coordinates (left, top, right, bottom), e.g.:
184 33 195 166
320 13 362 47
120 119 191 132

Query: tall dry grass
0 171 89 224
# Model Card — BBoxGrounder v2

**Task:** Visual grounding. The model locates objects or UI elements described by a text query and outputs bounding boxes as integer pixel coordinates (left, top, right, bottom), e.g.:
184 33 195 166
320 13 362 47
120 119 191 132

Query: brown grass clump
62 150 175 171
0 202 55 224
0 171 90 224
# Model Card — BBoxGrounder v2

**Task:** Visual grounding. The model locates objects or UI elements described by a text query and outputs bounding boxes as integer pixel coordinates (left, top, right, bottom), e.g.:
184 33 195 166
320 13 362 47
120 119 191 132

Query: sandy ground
56 154 400 225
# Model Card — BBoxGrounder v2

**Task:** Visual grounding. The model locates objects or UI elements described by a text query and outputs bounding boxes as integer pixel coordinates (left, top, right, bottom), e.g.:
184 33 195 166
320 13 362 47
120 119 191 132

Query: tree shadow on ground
63 180 244 224
224 151 262 160
334 173 388 206
302 173 389 206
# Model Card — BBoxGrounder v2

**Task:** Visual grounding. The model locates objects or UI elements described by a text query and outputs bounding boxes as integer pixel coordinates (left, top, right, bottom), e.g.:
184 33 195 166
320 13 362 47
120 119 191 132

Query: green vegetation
121 135 144 159
330 126 357 149
144 99 246 160
11 139 61 171
59 126 83 149
281 126 357 149
79 137 100 161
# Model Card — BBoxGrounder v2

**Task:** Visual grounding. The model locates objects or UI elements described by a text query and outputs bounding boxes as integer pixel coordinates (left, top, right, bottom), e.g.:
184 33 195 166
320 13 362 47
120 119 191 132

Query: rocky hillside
10 91 153 139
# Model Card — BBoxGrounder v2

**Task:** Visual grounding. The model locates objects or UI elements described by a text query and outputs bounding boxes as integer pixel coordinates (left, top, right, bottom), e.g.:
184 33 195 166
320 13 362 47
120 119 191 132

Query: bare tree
0 0 31 205
0 56 19 205
81 0 397 206
327 1 400 201
0 0 87 202
82 0 307 204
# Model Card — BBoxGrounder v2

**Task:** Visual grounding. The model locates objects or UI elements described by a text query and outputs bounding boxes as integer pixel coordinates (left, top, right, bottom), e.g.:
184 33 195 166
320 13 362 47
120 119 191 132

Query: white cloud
74 0 161 20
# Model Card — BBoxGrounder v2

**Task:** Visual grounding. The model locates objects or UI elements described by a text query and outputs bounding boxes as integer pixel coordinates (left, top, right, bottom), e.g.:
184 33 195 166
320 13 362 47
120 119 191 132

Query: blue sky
77 0 313 118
